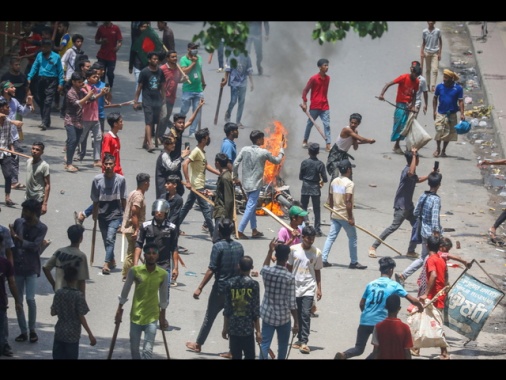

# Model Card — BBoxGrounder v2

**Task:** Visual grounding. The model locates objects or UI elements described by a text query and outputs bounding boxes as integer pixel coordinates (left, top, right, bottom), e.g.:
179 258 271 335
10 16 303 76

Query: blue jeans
402 236 429 279
342 324 375 359
180 91 204 135
53 339 79 359
260 320 291 360
225 85 247 125
98 217 122 263
14 274 37 334
178 188 214 237
372 207 418 253
304 109 331 144
65 125 84 165
238 189 260 233
129 321 157 359
321 218 358 264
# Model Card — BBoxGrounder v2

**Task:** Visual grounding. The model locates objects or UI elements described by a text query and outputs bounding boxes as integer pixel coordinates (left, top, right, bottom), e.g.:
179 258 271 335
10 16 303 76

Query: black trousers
37 76 59 128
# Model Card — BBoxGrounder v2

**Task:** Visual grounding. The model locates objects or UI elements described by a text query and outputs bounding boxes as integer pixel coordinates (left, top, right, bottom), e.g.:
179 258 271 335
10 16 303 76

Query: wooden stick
120 233 125 263
233 195 239 239
261 207 292 231
214 85 223 125
190 187 215 206
90 218 97 265
107 309 122 360
104 100 134 108
0 147 31 159
323 204 403 256
161 326 171 359
299 104 326 142
176 63 191 84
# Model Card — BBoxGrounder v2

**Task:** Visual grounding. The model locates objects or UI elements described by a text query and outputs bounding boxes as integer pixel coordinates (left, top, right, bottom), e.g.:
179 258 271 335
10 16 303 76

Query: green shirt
119 264 169 325
180 55 203 93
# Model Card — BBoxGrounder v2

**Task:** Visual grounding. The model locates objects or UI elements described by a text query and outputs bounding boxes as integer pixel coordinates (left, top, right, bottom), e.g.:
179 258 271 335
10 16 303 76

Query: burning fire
262 120 287 185
255 121 288 217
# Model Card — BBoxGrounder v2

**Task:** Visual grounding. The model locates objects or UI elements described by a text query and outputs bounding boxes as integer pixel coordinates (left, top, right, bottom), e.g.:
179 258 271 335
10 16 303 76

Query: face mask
190 49 198 56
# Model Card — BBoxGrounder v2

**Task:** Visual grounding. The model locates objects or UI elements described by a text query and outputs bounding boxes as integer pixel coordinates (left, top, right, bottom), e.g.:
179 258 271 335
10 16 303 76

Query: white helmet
152 199 170 216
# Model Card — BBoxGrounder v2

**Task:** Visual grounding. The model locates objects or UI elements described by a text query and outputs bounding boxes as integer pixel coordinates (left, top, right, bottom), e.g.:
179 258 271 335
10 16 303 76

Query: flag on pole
131 26 164 67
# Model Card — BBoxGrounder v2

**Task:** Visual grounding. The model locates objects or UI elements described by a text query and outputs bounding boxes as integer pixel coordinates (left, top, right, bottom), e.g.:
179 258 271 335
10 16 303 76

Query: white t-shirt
288 243 323 297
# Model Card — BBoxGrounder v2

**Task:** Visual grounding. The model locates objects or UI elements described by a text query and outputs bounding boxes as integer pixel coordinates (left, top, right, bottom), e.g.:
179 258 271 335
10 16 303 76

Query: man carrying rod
301 58 331 152
115 242 169 359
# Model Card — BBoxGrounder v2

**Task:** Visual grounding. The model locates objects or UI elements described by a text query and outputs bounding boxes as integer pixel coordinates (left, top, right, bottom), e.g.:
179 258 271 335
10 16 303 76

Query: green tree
193 21 388 57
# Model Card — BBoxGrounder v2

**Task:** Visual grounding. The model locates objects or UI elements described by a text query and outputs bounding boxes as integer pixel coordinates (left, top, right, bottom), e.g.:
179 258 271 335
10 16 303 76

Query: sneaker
349 262 367 270
224 114 231 123
188 133 195 138
217 68 224 73
406 251 419 258
201 224 209 233
237 123 246 129
394 273 405 286
322 261 332 268
302 142 308 148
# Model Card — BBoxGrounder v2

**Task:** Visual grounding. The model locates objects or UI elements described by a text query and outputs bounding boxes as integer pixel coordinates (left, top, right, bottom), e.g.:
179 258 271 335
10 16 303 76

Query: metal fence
0 21 23 67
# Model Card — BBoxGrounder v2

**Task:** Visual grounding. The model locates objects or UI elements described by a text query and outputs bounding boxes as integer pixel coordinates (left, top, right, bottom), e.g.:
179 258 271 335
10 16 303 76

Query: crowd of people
0 20 484 360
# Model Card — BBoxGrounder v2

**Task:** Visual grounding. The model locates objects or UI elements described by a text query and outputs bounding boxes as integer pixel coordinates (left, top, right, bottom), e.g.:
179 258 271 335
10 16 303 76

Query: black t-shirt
138 67 165 107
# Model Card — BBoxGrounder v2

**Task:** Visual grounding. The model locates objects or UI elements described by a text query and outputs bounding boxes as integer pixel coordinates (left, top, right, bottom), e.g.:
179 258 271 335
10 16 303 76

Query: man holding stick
321 159 367 269
301 58 331 152
179 42 205 138
368 147 429 259
116 242 169 359
233 130 284 240
90 154 127 275
179 128 219 239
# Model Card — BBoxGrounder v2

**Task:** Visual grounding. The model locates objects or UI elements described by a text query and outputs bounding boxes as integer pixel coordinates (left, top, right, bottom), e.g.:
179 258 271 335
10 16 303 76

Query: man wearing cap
299 142 327 236
278 206 308 247
321 159 366 269
301 58 331 152
116 242 169 359
432 69 464 158
179 42 206 138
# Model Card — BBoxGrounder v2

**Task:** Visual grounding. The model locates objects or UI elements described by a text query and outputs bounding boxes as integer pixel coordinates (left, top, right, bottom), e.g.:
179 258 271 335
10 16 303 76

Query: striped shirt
90 173 126 221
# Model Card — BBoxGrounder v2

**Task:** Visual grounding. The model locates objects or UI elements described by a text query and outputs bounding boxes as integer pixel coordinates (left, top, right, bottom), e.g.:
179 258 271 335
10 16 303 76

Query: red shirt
393 73 419 104
19 32 42 64
372 317 413 359
425 253 446 308
102 131 122 175
302 73 330 111
161 63 182 104
95 23 123 61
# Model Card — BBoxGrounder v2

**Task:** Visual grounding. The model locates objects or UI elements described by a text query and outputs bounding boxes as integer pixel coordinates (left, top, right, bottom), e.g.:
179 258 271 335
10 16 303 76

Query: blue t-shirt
94 80 106 119
435 82 463 114
359 277 407 326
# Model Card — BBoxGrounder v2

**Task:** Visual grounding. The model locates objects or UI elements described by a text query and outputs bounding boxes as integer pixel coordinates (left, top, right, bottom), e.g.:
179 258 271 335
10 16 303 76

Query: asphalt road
1 21 504 361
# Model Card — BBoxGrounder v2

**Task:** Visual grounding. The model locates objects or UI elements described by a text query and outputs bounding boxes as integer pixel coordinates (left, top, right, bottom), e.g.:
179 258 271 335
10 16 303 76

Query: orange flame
256 201 285 216
263 121 287 186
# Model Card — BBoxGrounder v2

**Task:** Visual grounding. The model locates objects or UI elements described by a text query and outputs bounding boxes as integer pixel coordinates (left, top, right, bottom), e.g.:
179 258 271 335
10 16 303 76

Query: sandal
292 341 302 349
368 248 377 258
15 333 28 342
185 341 201 353
440 152 448 158
488 228 497 243
29 331 38 343
433 150 440 157
251 231 264 238
5 199 15 207
12 183 26 190
66 165 79 173
219 352 232 359
299 344 311 354
102 267 111 275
